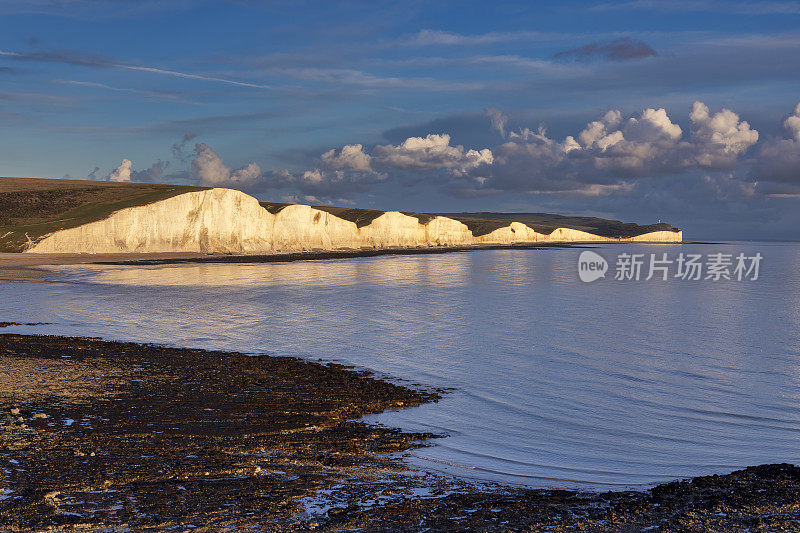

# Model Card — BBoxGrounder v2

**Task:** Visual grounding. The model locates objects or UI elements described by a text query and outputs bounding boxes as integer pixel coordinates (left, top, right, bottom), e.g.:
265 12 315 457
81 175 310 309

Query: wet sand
0 267 52 284
0 332 798 531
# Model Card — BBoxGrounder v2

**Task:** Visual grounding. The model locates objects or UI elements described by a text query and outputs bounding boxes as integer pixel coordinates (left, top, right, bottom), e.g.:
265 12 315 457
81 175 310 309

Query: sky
2 0 800 240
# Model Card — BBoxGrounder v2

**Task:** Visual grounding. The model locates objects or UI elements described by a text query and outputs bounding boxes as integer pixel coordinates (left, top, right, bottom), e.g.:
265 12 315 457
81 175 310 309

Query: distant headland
0 177 681 255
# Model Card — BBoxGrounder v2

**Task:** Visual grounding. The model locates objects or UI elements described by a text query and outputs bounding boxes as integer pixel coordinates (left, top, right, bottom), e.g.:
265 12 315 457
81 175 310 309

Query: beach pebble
32 413 47 419
9 408 19 416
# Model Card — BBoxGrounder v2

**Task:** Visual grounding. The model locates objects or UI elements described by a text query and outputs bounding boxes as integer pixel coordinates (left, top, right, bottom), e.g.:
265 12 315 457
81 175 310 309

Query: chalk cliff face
271 204 358 250
547 227 611 242
28 188 274 254
624 230 685 242
475 222 544 244
26 187 682 253
359 211 428 248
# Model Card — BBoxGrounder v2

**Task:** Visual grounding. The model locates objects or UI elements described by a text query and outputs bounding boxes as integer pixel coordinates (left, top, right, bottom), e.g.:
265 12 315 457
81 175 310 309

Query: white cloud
784 103 800 141
268 165 385 197
269 102 799 200
106 158 132 182
280 194 321 204
300 169 325 184
575 108 680 152
165 102 785 203
269 134 492 198
578 110 623 148
233 161 262 184
463 102 760 197
625 108 682 142
689 101 759 155
506 107 684 179
191 143 261 187
486 107 508 137
751 102 800 193
130 160 169 182
321 144 373 172
95 158 168 183
465 147 494 167
401 29 575 46
373 134 493 171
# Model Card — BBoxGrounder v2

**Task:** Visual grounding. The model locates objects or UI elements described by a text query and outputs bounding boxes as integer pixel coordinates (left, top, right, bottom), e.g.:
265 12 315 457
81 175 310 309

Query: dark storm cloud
554 38 657 62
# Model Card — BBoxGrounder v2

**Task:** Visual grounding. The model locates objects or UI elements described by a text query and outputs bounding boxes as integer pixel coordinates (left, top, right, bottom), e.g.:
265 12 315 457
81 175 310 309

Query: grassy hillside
0 177 207 252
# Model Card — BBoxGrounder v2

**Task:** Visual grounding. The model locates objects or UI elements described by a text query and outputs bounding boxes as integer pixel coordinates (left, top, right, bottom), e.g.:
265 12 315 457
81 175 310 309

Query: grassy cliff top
0 177 207 252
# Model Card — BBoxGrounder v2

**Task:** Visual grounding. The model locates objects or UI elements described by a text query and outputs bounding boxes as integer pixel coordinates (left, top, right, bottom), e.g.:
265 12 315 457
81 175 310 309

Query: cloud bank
91 101 800 208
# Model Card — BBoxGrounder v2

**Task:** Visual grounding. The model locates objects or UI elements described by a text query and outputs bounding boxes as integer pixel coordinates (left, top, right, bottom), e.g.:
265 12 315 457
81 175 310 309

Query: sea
3 241 799 490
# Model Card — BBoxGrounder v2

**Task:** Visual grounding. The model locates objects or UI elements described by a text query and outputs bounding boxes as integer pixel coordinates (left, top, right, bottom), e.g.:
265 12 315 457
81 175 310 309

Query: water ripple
3 242 799 489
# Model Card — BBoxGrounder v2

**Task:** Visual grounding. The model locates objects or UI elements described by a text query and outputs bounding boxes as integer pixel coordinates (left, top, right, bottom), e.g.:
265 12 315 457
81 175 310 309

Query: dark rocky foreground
0 334 799 531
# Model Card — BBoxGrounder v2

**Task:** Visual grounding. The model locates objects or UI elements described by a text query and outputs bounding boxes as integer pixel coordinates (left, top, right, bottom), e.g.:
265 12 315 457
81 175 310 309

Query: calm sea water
3 242 800 489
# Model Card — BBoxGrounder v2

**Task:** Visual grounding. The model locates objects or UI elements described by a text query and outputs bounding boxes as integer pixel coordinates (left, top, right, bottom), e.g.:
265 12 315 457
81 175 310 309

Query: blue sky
2 0 800 239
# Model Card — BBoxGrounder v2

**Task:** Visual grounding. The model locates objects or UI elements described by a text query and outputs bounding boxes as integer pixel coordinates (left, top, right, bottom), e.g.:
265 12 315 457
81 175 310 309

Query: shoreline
0 239 692 277
1 245 585 283
1 244 583 268
0 332 797 531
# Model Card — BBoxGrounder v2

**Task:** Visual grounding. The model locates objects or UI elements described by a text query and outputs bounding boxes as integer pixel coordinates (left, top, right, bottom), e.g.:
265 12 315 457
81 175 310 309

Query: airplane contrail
0 49 271 89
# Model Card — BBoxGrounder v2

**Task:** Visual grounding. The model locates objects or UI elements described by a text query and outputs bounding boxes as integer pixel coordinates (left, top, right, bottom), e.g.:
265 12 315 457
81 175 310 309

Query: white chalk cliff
26 188 682 254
